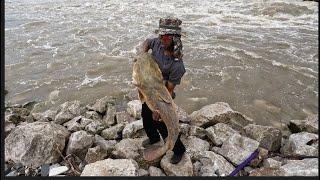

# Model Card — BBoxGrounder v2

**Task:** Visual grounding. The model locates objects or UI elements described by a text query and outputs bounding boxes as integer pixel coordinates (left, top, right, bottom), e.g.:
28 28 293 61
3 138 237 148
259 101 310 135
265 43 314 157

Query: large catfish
132 52 180 162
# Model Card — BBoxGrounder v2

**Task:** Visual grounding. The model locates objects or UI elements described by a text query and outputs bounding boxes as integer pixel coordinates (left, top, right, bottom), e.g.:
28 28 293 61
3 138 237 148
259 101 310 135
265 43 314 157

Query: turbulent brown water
5 0 318 128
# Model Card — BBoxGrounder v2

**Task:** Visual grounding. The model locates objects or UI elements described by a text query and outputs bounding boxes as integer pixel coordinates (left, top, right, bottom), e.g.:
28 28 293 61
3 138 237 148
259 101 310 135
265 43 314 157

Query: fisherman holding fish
137 17 186 164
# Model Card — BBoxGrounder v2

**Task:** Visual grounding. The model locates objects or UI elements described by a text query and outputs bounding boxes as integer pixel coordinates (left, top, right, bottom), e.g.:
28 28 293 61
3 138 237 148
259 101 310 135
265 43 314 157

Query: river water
5 0 318 128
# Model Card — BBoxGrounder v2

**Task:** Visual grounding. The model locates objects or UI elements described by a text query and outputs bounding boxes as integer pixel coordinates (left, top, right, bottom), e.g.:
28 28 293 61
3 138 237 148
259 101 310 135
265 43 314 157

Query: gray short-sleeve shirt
147 38 186 85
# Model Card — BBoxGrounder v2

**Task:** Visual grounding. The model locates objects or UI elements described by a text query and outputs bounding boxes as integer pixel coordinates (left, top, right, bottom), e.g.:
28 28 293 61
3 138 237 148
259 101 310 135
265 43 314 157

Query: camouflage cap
155 17 182 35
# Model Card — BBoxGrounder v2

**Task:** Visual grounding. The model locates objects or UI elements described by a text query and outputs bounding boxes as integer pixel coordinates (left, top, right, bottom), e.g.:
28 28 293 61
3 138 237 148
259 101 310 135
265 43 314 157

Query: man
139 17 186 164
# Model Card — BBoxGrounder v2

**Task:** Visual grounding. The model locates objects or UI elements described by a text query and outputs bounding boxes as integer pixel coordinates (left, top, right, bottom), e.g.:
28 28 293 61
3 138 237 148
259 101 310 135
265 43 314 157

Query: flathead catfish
132 52 179 162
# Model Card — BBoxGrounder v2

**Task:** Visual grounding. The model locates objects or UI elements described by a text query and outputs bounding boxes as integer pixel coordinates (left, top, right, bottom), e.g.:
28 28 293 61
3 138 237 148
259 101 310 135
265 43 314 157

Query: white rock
49 166 69 176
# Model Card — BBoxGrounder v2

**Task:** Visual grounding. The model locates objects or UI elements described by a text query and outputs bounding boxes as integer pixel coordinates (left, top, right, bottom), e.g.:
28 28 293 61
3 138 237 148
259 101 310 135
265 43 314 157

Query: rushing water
5 0 318 128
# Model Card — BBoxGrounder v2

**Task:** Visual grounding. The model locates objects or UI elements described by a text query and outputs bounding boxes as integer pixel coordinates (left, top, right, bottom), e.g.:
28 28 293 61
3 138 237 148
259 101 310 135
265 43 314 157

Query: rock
125 88 139 101
22 101 37 111
280 158 318 176
189 125 206 139
249 148 269 167
85 145 108 164
81 159 139 176
197 151 234 176
189 102 252 130
66 130 94 159
5 122 70 168
6 170 18 176
115 111 136 124
63 116 93 132
281 132 318 157
127 100 142 119
7 107 30 117
4 121 16 137
138 168 149 176
88 96 115 114
55 101 83 124
101 123 125 140
160 151 193 176
243 124 282 151
205 123 239 146
179 123 190 136
181 136 210 161
213 133 259 166
249 167 285 176
85 121 105 134
148 166 166 176
112 138 142 160
193 161 202 176
288 114 318 133
85 111 102 121
93 135 117 154
122 119 144 138
102 105 116 127
263 158 282 168
21 115 34 123
40 164 50 176
32 110 58 122
5 114 23 125
176 105 190 123
49 166 69 176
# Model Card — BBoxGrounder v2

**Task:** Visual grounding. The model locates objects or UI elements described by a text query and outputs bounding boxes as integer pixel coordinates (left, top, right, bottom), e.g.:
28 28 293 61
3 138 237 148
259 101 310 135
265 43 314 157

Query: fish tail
143 143 168 162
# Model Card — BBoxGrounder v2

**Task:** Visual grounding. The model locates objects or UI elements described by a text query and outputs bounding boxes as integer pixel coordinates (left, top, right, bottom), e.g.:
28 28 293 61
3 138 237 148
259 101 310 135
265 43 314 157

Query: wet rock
249 167 285 176
288 114 318 133
138 168 149 176
197 151 234 176
115 111 136 124
101 123 125 140
148 166 166 176
81 159 139 176
93 135 117 154
189 125 206 139
55 101 83 124
189 102 252 130
244 124 282 151
280 158 318 176
263 158 282 168
160 151 193 176
85 111 102 121
85 145 108 164
102 105 116 127
5 122 70 168
49 166 69 176
63 116 93 132
181 136 210 161
127 100 142 119
281 132 318 157
66 130 94 159
85 121 105 134
176 105 190 123
205 123 239 146
122 119 144 138
213 133 259 166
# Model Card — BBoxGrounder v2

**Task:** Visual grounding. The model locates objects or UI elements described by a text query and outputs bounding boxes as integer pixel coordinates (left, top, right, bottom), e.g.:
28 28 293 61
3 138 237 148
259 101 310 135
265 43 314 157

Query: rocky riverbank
4 89 319 176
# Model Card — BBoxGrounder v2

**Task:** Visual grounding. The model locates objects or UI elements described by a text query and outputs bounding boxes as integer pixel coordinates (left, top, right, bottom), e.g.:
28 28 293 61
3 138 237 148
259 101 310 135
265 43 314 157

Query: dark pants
141 102 186 155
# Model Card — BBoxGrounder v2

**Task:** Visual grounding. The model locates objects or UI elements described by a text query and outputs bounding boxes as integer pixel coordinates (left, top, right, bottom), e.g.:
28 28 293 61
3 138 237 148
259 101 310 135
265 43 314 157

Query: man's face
160 34 173 49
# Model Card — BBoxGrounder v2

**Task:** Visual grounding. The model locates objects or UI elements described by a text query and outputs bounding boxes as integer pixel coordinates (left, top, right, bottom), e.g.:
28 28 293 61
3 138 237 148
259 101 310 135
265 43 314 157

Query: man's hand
152 110 161 121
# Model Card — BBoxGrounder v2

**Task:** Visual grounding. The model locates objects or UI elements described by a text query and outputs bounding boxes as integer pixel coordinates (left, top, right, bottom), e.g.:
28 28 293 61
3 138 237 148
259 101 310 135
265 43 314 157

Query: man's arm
138 39 150 54
165 81 176 98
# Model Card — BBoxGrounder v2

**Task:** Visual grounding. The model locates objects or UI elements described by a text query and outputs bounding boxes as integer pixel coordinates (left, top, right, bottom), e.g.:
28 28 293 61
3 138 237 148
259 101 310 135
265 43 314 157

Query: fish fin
143 144 167 162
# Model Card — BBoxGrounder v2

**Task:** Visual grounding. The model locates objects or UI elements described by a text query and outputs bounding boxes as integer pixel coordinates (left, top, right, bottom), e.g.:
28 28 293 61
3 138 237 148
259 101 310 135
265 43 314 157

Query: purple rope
229 148 260 176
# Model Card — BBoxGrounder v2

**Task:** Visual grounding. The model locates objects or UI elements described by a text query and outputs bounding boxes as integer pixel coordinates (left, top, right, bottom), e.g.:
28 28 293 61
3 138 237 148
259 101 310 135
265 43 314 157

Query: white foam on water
77 74 106 89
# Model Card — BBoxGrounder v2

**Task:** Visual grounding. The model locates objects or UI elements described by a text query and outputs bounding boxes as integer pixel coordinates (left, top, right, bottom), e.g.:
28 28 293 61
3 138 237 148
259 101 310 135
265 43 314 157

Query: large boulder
243 124 282 151
101 123 125 140
81 159 139 176
280 158 318 176
160 151 193 176
181 136 210 161
213 133 259 165
205 123 239 146
189 102 252 130
122 119 144 138
5 122 70 168
288 114 318 133
66 130 94 159
281 132 318 157
127 100 142 119
54 101 84 124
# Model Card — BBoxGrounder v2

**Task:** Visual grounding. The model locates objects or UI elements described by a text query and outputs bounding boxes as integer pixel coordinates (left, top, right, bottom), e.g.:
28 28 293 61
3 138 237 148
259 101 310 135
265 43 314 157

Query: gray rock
280 158 318 176
243 124 282 151
189 102 252 130
85 121 105 134
122 119 144 138
22 101 37 111
176 105 190 123
49 166 69 176
5 122 70 168
7 107 30 117
127 100 142 119
205 123 239 146
197 151 234 176
249 167 285 176
33 110 58 122
63 116 93 132
181 136 210 161
213 133 260 165
249 148 269 167
115 111 136 124
5 114 22 125
93 135 117 154
87 96 115 114
179 123 190 136
85 111 102 121
5 121 16 137
6 170 18 176
101 123 125 140
66 130 94 159
288 114 318 133
193 161 202 176
189 125 206 139
125 88 139 101
85 145 108 164
148 166 166 176
263 158 282 168
81 159 139 176
55 101 83 124
112 138 143 160
40 164 50 176
102 105 116 127
281 132 318 157
138 168 149 176
160 151 193 176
